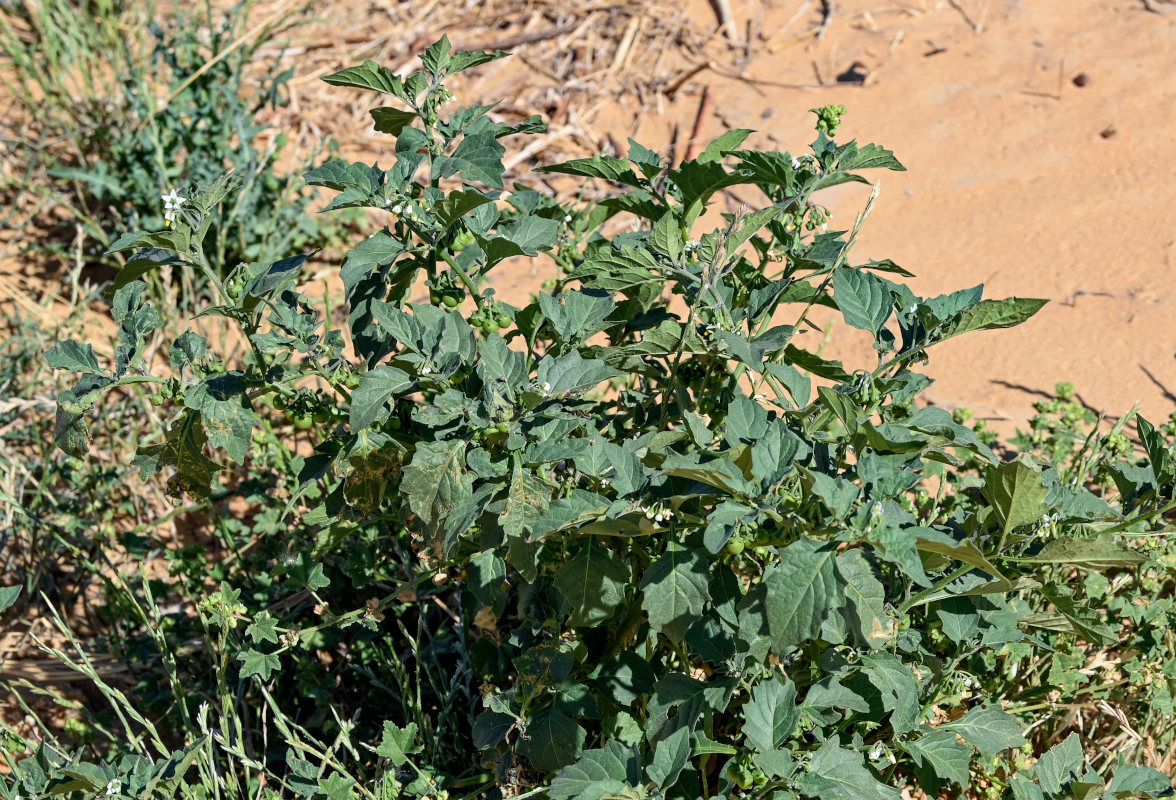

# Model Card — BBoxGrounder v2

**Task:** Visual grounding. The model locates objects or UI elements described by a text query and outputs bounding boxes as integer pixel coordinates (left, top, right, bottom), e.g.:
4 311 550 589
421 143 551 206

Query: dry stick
663 60 711 97
711 0 740 43
946 0 981 33
463 23 581 52
682 84 713 163
816 0 835 40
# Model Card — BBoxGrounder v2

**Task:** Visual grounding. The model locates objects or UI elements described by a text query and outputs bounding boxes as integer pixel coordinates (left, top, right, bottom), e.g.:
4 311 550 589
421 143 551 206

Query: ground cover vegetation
0 0 346 287
3 32 1176 800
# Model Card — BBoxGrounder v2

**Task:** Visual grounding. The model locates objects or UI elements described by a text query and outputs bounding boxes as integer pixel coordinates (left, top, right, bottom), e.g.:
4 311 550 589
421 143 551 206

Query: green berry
293 415 313 431
313 409 332 424
495 313 511 328
345 374 361 390
390 418 402 431
442 294 459 308
483 321 499 334
273 395 287 411
724 540 745 556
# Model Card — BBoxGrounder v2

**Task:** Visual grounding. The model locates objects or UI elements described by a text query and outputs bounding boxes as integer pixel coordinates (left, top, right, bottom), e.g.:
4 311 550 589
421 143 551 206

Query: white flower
563 214 572 223
161 188 185 227
821 223 828 232
684 239 700 252
105 780 122 797
391 204 403 214
791 156 801 169
541 382 552 394
421 364 433 375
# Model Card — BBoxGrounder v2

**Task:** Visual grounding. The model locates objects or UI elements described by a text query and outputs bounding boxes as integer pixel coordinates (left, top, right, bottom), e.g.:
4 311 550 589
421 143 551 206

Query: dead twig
682 85 713 162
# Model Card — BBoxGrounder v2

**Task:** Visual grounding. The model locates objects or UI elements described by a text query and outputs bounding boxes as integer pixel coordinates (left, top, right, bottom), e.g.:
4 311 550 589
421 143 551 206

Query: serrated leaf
796 739 901 800
1033 734 1083 795
46 340 103 374
376 721 422 765
743 674 799 752
341 231 406 296
323 61 408 96
400 439 472 547
904 730 972 788
554 542 629 626
433 131 506 188
549 741 639 800
640 543 710 643
237 649 280 681
245 612 279 645
764 538 842 651
537 351 622 397
860 652 920 733
303 160 382 192
350 365 412 430
942 705 1026 758
537 154 644 187
836 549 893 649
539 289 616 344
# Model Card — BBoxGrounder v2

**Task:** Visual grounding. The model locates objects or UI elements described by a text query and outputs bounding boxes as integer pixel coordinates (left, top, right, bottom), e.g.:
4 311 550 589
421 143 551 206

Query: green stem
898 564 973 614
437 248 483 308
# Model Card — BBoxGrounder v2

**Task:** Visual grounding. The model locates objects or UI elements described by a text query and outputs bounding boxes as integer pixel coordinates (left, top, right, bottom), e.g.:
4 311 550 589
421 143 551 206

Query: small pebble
1100 125 1117 139
1072 72 1090 87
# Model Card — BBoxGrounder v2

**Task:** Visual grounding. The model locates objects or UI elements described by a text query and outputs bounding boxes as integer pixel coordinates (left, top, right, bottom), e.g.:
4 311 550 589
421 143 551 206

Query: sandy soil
543 0 1176 428
7 0 1176 430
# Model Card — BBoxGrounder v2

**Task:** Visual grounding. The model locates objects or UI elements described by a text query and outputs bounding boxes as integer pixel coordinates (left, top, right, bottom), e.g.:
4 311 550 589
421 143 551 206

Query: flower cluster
161 188 185 227
640 501 674 524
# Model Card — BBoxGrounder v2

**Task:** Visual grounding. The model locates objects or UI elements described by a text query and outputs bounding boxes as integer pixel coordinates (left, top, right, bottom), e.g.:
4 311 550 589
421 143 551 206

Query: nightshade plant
42 36 1176 800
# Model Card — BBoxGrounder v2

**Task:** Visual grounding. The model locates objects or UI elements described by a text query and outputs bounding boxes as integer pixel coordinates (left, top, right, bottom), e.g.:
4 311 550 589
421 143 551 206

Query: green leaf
350 365 412 430
434 188 494 228
376 721 422 766
245 612 279 645
1021 536 1147 571
764 538 842 652
183 373 256 464
0 585 22 613
648 210 683 260
46 341 103 374
640 543 710 644
500 459 551 554
133 410 222 498
549 741 639 800
860 652 920 733
796 739 901 800
904 730 972 788
370 106 417 136
832 268 891 333
536 351 622 397
941 705 1026 758
835 141 906 172
984 460 1049 535
554 542 630 626
323 61 407 97
400 439 472 547
341 231 406 297
287 554 331 591
937 297 1048 342
537 154 644 187
743 674 799 752
433 131 506 188
516 707 585 772
1033 734 1083 795
647 725 690 789
303 160 383 192
836 549 893 649
237 649 280 681
538 289 616 344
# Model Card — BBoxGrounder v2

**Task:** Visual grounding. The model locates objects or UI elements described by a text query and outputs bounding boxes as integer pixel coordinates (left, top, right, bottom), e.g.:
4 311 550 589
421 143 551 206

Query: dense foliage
16 36 1176 800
